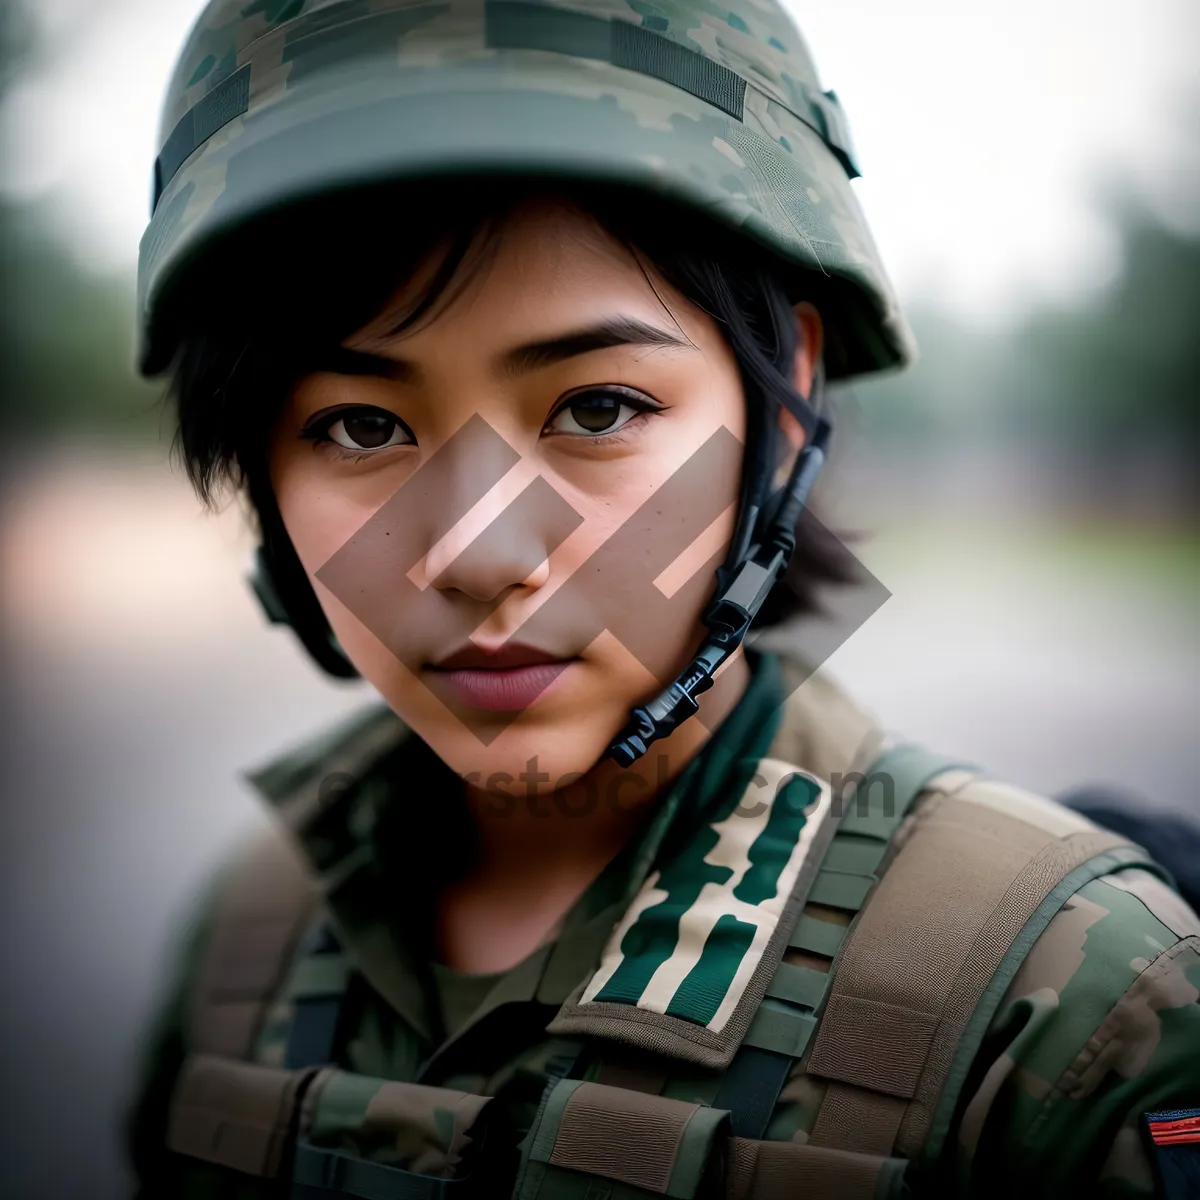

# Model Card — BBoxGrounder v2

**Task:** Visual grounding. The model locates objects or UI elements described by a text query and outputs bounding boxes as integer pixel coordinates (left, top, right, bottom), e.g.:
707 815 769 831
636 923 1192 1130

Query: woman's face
269 198 754 794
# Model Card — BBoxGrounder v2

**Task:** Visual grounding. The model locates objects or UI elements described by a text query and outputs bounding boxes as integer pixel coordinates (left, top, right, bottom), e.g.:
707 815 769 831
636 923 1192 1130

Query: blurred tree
846 306 1010 443
0 203 162 439
857 191 1200 516
0 0 161 444
1013 206 1200 505
0 0 30 102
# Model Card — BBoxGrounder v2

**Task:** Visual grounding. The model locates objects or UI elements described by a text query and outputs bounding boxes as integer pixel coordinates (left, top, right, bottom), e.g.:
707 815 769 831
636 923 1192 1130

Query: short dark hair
167 177 861 649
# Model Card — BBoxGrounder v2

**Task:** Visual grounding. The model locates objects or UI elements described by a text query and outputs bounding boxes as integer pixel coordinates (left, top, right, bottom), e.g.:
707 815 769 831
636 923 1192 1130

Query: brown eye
327 410 411 450
569 394 623 432
546 388 659 438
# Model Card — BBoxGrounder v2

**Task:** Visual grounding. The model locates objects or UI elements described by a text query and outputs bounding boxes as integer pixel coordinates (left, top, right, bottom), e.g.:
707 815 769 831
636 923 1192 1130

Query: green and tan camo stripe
580 758 828 1032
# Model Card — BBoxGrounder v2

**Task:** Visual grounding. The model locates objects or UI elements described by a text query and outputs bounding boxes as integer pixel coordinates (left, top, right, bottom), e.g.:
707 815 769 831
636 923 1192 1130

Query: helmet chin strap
607 364 831 769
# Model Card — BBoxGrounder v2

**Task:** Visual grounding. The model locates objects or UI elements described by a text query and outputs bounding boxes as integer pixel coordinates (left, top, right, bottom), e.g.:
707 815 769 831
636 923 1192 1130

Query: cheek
270 452 410 685
270 447 377 576
262 369 747 782
557 377 745 546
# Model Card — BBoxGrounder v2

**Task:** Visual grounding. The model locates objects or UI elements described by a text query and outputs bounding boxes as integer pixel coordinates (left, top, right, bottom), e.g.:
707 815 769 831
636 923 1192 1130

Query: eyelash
543 386 665 444
300 386 665 460
300 407 416 462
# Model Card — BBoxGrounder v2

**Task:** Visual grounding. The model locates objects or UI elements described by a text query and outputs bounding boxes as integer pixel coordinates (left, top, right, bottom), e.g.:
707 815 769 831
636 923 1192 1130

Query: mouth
425 642 579 712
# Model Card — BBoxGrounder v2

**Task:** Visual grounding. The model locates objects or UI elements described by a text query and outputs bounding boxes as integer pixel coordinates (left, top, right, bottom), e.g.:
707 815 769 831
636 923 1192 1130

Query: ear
777 302 824 456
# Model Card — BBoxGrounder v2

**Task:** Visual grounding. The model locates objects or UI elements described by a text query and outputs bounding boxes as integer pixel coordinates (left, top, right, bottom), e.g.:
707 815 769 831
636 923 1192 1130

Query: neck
437 651 752 972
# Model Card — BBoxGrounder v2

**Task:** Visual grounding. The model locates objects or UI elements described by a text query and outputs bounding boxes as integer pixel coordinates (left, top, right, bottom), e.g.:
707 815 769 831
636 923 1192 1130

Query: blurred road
2 446 1197 1198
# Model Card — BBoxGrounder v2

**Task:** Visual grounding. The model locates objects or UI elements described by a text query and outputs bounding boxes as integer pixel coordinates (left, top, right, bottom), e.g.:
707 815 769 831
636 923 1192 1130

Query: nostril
426 474 583 603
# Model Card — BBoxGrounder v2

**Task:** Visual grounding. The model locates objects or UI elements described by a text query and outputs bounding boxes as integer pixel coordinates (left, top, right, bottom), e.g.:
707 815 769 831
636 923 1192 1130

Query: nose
425 470 584 604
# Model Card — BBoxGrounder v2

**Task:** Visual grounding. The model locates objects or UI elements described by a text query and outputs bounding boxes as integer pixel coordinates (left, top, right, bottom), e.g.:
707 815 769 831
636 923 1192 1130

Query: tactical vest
164 716 1158 1199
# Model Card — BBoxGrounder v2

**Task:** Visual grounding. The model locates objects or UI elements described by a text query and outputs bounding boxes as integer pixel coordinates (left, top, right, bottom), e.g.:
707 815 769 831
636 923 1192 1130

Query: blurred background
1 0 1197 1195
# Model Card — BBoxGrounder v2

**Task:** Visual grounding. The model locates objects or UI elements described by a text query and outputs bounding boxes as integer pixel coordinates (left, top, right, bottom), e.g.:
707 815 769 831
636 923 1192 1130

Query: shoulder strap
714 744 971 1141
514 750 966 1200
528 747 966 1200
547 660 890 1071
167 826 329 1183
803 769 1159 1168
186 825 322 1059
280 922 352 1069
170 826 488 1196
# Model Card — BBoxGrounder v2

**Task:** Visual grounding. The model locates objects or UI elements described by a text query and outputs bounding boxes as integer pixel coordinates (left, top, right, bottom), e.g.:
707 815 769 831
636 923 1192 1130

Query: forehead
347 197 694 351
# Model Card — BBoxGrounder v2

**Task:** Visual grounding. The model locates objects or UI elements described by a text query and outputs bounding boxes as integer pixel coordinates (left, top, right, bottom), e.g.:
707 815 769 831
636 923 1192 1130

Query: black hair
167 177 861 653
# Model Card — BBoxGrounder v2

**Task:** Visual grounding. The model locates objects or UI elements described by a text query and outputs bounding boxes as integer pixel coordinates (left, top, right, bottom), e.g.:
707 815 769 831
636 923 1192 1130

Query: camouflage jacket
127 651 1200 1198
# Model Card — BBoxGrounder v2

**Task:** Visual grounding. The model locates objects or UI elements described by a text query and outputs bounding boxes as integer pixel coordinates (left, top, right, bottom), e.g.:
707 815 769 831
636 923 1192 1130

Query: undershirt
429 959 510 1040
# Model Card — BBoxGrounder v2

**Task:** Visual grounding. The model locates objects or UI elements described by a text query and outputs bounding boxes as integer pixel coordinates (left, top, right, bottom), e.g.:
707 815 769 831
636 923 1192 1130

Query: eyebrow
500 317 693 377
317 317 693 383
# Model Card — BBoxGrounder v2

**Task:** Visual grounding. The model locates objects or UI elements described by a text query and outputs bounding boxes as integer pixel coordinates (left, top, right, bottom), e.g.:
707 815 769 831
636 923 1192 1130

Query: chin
367 669 616 790
435 713 619 793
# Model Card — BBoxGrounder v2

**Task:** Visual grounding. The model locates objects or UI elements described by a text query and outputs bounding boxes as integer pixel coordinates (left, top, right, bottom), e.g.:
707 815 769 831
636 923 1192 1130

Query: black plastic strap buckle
703 550 786 643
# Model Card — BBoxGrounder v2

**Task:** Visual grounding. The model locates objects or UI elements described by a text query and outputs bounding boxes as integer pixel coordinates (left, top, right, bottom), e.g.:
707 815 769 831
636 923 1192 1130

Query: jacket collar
244 650 883 1052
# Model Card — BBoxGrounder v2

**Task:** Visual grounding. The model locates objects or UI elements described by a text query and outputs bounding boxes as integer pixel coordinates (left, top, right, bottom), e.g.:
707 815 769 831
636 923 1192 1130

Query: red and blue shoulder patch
1144 1109 1200 1200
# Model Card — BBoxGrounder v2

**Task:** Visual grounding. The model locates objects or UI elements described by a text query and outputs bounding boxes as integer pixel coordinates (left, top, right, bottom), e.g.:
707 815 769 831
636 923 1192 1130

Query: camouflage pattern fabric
306 1071 492 1176
137 0 913 378
126 651 1200 1197
761 874 1200 1197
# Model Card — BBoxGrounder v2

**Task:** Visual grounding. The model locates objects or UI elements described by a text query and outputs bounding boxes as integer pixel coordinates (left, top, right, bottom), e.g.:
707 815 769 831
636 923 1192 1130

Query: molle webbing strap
593 1052 669 1095
284 924 351 1069
169 1058 496 1194
805 782 1146 1163
714 746 973 1141
167 1053 326 1178
517 1079 729 1199
723 1138 907 1200
712 1046 791 1140
189 828 321 1059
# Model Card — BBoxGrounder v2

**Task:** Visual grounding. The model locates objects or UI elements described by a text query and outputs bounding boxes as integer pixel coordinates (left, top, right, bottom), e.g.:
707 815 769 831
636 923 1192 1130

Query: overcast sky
2 0 1197 322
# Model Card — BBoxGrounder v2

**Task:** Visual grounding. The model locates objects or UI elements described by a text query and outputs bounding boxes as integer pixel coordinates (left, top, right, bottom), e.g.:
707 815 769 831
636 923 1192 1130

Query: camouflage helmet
138 0 914 378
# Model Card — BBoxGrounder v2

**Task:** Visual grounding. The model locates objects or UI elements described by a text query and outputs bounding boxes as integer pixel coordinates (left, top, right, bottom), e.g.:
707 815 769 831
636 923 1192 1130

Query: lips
433 642 565 671
426 642 578 711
